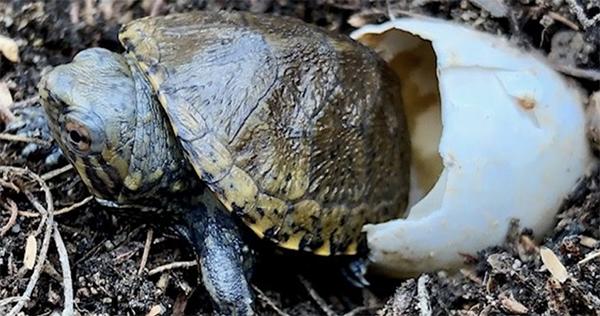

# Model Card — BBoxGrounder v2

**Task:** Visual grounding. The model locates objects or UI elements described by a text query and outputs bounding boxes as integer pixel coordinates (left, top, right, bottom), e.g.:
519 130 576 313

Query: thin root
55 196 93 216
0 166 55 316
148 260 197 276
252 284 291 316
18 196 92 218
53 223 74 316
0 199 18 236
0 133 51 147
10 96 39 109
298 275 338 316
41 164 74 181
547 12 580 31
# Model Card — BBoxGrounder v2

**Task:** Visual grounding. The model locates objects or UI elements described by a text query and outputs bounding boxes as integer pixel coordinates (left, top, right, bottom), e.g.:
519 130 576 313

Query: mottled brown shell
119 11 409 255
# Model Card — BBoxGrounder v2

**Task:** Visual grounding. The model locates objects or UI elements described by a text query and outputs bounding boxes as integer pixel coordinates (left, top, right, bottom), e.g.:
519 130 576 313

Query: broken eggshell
351 18 593 277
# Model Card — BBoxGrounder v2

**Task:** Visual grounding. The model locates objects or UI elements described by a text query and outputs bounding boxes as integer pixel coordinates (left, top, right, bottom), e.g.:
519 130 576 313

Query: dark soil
1 0 599 315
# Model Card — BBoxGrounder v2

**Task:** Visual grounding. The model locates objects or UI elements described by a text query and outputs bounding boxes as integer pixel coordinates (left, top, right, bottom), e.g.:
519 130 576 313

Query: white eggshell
351 18 593 277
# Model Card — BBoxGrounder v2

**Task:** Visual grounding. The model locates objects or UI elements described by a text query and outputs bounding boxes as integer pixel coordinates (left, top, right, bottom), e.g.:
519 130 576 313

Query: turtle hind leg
178 193 255 316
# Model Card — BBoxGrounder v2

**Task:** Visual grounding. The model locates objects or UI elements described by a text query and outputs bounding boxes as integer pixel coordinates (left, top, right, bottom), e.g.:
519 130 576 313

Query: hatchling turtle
38 10 409 315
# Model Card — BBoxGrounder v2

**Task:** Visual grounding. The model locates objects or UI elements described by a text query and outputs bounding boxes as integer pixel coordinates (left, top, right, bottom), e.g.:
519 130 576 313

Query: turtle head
39 48 188 207
39 48 138 203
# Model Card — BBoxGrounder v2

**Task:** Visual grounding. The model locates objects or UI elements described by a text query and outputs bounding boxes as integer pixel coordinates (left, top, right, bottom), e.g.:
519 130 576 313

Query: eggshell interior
351 18 593 277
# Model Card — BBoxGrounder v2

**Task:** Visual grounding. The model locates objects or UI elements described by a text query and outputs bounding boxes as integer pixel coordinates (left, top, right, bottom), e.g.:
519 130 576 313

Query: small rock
0 34 19 62
469 0 509 17
146 304 165 316
0 82 15 123
500 292 529 314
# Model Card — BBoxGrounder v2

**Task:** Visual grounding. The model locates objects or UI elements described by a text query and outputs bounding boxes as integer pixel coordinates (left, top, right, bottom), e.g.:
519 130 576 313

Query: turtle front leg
178 191 255 316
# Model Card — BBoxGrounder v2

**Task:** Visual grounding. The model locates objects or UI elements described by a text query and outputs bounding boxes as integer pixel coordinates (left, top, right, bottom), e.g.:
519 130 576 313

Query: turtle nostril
69 130 82 143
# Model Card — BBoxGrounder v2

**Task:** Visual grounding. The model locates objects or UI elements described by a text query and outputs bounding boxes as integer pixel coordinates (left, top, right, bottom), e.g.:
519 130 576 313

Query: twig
148 260 197 276
17 210 41 217
10 95 39 109
298 275 338 316
0 297 25 307
0 199 18 236
547 12 580 31
0 133 51 146
252 285 291 316
41 165 74 181
0 166 54 316
53 224 74 316
138 228 154 275
0 178 20 192
578 250 600 265
17 196 92 218
55 196 93 216
22 189 48 236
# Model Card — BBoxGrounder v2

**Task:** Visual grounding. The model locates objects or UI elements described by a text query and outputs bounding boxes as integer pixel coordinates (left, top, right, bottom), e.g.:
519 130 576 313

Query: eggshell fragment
351 18 593 277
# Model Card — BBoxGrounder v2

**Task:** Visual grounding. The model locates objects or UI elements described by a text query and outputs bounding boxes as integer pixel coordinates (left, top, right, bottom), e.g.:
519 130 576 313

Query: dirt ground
0 0 599 315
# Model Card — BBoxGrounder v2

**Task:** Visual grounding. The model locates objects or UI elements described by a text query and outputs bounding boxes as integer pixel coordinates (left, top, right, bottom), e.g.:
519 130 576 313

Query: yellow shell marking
149 169 164 183
101 149 129 179
124 171 143 191
188 134 233 183
252 193 287 237
212 166 258 211
169 180 187 192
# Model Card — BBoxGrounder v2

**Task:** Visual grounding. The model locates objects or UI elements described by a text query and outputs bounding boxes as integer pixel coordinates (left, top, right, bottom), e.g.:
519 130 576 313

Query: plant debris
540 246 569 283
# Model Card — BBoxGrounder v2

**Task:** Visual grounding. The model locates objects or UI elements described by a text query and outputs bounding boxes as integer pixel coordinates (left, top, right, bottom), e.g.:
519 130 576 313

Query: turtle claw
342 257 370 288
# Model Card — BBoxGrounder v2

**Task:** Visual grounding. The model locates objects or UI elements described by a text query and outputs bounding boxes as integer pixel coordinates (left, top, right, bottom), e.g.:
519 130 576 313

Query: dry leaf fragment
347 13 368 28
146 304 165 316
0 82 12 107
579 235 598 248
0 34 20 62
0 82 15 123
500 294 529 314
540 247 569 283
24 234 38 270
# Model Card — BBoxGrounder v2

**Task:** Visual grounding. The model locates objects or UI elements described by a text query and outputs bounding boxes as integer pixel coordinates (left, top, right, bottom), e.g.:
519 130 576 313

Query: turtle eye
65 121 91 152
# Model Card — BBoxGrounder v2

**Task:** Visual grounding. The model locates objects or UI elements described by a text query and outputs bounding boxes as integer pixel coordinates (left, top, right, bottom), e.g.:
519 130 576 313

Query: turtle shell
118 11 409 256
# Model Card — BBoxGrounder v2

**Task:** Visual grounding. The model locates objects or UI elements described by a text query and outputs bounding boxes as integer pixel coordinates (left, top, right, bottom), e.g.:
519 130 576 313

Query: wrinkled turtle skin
39 11 409 316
